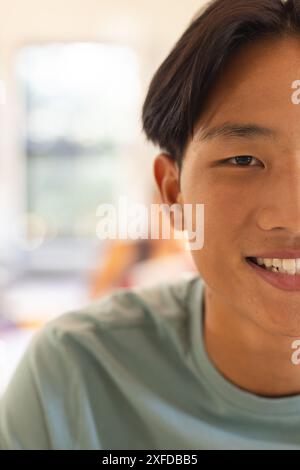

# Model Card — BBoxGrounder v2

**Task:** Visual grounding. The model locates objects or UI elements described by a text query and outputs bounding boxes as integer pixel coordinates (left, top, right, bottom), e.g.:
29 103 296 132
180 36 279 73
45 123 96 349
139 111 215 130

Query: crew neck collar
189 276 300 416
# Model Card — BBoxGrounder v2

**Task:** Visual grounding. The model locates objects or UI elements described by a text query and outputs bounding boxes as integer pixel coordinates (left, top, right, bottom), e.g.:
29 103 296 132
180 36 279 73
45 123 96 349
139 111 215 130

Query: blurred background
0 0 204 394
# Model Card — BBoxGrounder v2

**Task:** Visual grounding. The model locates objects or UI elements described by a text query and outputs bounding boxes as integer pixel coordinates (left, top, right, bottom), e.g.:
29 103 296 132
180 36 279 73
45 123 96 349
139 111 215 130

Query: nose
257 167 300 235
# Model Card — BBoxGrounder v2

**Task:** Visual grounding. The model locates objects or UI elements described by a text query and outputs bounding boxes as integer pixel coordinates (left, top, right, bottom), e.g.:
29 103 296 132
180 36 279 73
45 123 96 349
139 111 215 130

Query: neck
203 286 300 398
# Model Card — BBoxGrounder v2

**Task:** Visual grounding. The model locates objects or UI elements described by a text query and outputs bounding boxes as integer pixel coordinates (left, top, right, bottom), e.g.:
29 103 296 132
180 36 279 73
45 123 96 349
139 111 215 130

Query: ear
153 153 184 231
153 153 183 205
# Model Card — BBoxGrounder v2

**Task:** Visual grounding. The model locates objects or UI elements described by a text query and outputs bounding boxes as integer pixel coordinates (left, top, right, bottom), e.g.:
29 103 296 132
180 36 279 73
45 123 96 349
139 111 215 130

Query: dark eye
224 155 261 167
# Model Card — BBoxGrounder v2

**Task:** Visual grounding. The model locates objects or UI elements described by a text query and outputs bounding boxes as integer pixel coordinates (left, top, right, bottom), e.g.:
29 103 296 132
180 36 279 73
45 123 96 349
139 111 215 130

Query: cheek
181 164 257 259
184 181 249 247
182 181 251 282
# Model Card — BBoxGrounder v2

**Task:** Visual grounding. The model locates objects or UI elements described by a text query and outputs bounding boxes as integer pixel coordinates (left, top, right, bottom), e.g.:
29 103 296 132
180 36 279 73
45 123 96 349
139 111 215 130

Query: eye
222 155 262 167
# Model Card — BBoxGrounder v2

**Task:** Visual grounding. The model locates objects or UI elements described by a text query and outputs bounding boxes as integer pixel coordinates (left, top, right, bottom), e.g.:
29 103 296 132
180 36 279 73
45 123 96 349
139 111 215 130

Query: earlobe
176 192 184 205
172 202 185 232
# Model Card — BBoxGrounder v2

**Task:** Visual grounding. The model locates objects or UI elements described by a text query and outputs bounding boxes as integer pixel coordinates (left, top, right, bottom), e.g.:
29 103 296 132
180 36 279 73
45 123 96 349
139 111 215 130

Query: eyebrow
195 122 278 143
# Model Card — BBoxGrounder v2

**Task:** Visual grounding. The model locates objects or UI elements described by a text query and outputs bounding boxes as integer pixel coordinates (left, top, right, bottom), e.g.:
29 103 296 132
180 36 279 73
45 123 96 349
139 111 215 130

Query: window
16 42 141 240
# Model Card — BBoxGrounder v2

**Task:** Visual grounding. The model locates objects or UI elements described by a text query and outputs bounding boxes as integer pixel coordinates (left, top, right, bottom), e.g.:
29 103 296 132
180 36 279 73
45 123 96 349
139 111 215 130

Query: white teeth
282 259 296 275
254 257 300 275
264 259 273 268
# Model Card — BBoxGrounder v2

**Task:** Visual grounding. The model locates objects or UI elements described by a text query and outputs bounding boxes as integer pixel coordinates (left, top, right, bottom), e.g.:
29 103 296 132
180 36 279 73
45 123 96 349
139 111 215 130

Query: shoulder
25 274 202 368
0 274 202 449
5 274 203 386
44 273 201 340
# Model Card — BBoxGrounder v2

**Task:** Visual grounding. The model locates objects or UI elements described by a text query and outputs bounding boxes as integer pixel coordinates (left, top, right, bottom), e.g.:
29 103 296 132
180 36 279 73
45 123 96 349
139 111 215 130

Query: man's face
179 35 300 336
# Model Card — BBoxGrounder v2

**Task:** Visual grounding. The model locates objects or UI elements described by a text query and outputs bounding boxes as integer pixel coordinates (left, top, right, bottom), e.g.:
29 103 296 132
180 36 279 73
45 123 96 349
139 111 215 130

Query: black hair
141 0 300 171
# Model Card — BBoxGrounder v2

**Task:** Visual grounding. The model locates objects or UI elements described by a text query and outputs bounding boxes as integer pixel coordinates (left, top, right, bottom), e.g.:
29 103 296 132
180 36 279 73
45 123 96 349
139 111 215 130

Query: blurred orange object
89 190 196 299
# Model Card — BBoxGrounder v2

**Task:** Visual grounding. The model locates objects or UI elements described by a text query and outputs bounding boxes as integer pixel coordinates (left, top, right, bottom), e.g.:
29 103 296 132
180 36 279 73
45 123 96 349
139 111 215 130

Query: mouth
246 256 275 272
246 256 300 275
245 256 300 291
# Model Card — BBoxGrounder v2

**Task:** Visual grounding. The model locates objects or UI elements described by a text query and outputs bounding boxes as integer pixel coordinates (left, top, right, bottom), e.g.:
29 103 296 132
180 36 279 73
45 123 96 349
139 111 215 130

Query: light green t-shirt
1 274 300 450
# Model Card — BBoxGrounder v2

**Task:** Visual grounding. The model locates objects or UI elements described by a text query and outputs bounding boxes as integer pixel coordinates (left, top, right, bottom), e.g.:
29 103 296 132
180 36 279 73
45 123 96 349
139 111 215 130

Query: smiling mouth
246 257 271 275
245 256 300 277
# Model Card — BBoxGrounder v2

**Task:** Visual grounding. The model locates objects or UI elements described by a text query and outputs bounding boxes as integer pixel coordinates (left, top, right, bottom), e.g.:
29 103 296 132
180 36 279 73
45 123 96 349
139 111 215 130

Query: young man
2 0 300 450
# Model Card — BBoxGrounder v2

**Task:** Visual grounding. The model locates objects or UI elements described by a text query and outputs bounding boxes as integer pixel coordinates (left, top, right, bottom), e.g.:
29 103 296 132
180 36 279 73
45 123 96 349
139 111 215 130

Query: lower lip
246 258 300 291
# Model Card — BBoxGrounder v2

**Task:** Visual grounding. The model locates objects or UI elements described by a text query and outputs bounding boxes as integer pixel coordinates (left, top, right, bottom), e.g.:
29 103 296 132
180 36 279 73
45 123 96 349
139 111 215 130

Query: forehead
193 35 300 142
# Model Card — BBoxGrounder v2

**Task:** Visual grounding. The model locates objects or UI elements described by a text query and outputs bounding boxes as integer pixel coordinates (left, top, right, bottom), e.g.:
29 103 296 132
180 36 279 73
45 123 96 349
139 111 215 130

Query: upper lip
247 250 300 259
